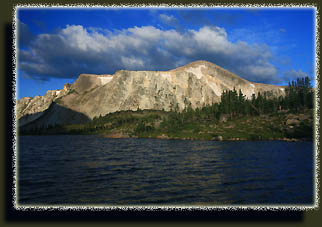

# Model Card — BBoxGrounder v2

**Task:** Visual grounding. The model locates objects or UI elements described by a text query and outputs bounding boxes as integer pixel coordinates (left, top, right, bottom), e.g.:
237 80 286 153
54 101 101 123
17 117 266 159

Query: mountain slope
17 60 285 128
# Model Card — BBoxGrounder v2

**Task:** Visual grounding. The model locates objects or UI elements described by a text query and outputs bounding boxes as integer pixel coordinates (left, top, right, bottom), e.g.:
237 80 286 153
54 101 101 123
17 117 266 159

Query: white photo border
12 2 320 212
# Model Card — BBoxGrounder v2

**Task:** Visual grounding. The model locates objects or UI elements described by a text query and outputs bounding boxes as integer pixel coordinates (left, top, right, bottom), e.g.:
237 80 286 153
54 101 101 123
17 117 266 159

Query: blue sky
17 7 316 99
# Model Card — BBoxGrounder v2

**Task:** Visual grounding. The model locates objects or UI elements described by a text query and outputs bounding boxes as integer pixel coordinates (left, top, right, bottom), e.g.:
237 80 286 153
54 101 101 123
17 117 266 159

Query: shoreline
18 132 313 142
19 108 313 143
100 133 312 142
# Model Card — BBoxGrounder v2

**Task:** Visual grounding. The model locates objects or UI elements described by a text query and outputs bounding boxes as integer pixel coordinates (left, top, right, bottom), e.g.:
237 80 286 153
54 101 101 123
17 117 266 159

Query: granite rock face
17 60 286 128
17 89 67 126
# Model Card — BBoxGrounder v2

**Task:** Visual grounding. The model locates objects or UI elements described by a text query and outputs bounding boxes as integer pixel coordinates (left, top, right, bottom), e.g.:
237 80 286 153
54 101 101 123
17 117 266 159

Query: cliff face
17 90 65 126
17 60 285 128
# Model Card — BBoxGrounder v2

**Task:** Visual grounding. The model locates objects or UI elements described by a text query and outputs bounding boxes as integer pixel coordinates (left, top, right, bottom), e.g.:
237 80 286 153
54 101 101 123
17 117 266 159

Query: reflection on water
18 136 314 205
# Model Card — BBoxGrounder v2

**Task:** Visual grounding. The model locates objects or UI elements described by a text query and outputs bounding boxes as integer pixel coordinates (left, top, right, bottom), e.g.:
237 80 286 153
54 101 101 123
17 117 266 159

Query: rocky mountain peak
17 60 286 128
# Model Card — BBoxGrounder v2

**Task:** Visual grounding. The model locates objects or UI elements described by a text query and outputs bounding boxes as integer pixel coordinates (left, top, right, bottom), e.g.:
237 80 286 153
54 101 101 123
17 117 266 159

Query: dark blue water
18 136 314 205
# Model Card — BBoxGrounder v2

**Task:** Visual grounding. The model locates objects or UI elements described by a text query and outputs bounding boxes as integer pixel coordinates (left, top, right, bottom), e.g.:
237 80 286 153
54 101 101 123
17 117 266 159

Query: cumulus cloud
18 24 280 84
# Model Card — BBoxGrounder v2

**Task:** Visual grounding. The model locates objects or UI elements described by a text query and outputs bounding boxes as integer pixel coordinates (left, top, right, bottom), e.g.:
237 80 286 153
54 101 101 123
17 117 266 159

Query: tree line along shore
20 77 314 141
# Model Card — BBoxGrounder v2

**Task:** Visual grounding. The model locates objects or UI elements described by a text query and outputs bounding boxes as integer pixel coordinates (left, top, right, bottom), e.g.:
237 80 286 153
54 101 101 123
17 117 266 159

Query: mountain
17 60 286 129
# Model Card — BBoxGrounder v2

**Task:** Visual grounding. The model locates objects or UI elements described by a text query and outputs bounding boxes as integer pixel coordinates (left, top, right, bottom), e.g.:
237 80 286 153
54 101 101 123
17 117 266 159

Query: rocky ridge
17 60 286 129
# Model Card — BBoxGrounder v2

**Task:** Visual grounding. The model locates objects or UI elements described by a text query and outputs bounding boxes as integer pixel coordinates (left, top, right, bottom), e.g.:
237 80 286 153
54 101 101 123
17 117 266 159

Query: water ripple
18 136 314 205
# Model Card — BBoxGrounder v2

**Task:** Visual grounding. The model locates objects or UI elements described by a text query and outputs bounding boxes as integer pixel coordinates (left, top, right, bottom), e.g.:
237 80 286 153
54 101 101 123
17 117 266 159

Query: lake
17 135 314 206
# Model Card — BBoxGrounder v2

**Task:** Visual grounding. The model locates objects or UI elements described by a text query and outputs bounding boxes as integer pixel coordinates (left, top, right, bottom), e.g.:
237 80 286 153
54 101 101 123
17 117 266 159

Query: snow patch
185 65 206 79
185 65 222 96
248 83 255 98
98 76 113 85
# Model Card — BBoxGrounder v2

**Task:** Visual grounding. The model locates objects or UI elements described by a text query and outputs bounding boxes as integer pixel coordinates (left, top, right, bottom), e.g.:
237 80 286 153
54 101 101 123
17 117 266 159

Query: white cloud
18 24 280 84
192 26 231 53
159 14 180 28
121 56 144 69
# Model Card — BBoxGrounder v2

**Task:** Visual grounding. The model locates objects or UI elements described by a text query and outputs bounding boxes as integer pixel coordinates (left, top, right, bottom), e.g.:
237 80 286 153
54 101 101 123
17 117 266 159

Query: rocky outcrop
286 118 301 126
212 135 223 141
17 60 286 129
17 89 67 126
